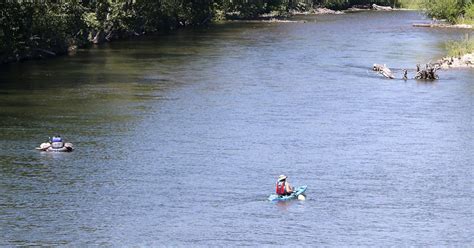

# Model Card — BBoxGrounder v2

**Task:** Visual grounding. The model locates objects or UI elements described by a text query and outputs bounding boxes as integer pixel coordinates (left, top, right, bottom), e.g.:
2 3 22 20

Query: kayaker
276 175 294 196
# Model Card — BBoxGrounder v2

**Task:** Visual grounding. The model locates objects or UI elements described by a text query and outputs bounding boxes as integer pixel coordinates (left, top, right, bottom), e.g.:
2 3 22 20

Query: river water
0 11 473 246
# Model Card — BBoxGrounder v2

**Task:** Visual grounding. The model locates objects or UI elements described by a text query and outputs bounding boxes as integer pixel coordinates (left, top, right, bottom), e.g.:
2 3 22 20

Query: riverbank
291 4 396 15
0 2 213 65
0 2 469 66
0 2 397 65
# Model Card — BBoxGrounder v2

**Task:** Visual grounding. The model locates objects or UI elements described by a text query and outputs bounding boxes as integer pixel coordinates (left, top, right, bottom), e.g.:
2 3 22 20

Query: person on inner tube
276 175 294 196
51 135 62 143
50 135 64 148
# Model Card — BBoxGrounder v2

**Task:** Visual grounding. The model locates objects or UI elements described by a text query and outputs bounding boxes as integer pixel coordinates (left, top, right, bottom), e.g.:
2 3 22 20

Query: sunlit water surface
0 11 473 246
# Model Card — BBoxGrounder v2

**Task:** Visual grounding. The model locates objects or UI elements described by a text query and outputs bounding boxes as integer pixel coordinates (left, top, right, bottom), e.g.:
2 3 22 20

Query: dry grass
397 0 423 9
445 35 474 57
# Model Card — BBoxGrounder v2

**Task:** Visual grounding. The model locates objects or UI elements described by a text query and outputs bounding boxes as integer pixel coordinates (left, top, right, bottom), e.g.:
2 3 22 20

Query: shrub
464 3 474 21
445 35 474 57
423 0 465 23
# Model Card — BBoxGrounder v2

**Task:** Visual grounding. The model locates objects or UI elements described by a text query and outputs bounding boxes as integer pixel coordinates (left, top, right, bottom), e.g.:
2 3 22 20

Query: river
0 11 472 246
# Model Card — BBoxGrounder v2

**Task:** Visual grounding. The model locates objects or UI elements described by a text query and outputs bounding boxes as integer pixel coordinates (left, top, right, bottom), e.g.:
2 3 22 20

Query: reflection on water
0 11 473 246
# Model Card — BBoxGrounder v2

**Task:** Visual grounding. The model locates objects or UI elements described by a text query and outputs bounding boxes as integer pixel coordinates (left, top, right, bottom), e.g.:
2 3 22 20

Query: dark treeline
0 0 401 64
0 1 215 63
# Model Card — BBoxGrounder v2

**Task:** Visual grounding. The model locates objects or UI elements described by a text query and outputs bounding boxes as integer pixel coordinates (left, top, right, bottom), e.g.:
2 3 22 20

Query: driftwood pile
373 63 439 80
372 4 393 11
415 64 439 80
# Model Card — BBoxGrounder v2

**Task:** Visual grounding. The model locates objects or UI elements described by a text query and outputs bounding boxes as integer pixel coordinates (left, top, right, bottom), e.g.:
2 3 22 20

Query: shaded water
0 11 473 246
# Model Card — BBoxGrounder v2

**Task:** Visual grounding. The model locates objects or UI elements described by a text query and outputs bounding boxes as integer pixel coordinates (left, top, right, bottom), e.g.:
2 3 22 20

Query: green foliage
445 35 474 56
422 0 470 23
0 2 88 60
396 0 423 9
83 12 101 30
217 0 270 19
464 2 474 22
318 0 350 10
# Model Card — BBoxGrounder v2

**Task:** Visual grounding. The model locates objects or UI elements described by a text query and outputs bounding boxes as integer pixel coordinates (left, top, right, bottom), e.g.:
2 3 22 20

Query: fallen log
313 8 344 15
35 49 56 56
372 4 392 11
373 64 395 79
352 5 371 9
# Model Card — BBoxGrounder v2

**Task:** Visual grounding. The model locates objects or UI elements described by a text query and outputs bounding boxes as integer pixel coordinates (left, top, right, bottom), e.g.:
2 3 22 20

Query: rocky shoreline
435 53 474 69
291 7 345 15
413 23 473 29
292 4 394 16
228 4 395 23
